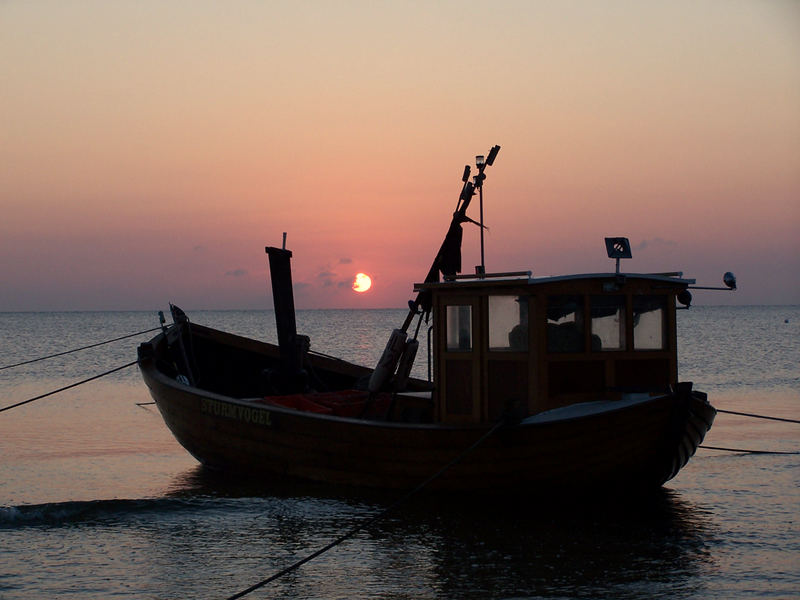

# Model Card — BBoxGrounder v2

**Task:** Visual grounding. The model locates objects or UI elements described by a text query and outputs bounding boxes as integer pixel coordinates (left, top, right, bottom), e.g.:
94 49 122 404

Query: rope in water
0 327 161 371
224 419 506 600
715 408 800 425
0 361 138 414
699 407 800 454
700 445 799 455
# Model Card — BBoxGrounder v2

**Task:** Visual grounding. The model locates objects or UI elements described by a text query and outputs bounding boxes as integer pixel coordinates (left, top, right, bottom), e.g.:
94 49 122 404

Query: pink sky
1 1 798 311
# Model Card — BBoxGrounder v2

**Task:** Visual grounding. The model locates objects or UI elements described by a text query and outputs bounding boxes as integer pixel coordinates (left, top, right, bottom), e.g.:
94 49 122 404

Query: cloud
225 268 248 277
309 263 355 291
634 238 677 251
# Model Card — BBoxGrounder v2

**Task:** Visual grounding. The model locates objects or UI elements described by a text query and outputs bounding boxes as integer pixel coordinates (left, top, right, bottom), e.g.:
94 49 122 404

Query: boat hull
139 341 714 492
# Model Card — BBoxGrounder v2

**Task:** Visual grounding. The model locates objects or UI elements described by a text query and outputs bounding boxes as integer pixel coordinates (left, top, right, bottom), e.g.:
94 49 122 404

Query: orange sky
1 1 798 310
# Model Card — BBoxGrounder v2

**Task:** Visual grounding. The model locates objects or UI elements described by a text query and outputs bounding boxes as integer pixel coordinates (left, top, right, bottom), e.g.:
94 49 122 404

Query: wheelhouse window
591 295 625 351
633 295 666 350
547 295 584 353
446 305 473 351
489 295 529 352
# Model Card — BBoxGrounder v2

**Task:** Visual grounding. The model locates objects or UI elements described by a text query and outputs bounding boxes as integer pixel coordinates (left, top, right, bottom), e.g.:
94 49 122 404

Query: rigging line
0 361 138 414
700 445 800 455
0 327 161 371
307 349 344 361
716 408 800 425
225 419 506 600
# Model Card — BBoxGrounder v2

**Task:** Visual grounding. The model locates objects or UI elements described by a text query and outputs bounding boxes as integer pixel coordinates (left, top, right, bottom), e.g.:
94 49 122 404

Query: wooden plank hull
139 330 714 491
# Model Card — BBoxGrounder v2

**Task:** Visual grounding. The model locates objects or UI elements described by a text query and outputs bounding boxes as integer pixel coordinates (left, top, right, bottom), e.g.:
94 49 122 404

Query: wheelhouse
418 272 694 424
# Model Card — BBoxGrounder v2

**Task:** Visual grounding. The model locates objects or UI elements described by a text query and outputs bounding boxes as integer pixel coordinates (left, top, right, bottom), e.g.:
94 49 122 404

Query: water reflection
401 490 716 599
165 466 716 599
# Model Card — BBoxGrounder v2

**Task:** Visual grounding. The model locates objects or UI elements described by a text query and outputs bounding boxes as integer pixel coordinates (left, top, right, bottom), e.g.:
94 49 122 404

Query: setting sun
352 272 372 293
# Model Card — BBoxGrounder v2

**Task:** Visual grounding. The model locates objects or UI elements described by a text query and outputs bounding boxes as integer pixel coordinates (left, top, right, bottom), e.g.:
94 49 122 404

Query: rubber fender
368 329 407 393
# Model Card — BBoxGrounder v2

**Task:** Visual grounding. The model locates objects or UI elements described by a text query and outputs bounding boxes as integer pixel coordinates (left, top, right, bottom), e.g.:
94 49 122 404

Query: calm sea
1 306 798 599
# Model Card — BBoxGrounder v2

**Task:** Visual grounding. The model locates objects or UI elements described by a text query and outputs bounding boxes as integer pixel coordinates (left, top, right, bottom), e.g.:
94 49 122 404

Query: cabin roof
414 272 695 292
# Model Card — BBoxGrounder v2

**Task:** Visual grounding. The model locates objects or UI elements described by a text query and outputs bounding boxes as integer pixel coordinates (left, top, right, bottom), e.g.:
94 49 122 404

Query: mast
367 147 500 398
265 234 308 390
401 145 500 332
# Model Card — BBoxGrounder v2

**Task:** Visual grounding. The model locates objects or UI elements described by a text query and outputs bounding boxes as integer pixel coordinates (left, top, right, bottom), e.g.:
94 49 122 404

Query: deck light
677 289 692 308
689 271 738 291
476 155 485 167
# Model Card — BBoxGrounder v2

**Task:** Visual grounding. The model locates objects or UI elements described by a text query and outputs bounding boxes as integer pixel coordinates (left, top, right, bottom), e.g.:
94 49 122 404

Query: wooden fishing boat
138 147 719 492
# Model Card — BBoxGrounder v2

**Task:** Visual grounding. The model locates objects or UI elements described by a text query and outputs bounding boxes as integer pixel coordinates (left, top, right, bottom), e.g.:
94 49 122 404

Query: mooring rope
700 445 800 455
715 408 800 425
224 419 506 600
0 361 138 414
0 327 160 371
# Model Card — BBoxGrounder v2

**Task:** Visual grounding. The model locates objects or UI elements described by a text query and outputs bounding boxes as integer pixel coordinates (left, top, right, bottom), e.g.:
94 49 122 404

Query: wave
0 497 205 529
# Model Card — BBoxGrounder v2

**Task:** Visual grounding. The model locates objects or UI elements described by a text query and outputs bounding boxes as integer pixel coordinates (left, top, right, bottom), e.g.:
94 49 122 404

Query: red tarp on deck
259 390 392 418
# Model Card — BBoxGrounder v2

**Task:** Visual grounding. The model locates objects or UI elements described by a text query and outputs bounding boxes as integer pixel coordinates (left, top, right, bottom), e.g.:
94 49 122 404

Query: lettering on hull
200 398 272 426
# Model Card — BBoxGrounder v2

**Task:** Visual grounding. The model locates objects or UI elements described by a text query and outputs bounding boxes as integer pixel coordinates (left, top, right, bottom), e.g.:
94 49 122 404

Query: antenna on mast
475 145 500 277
